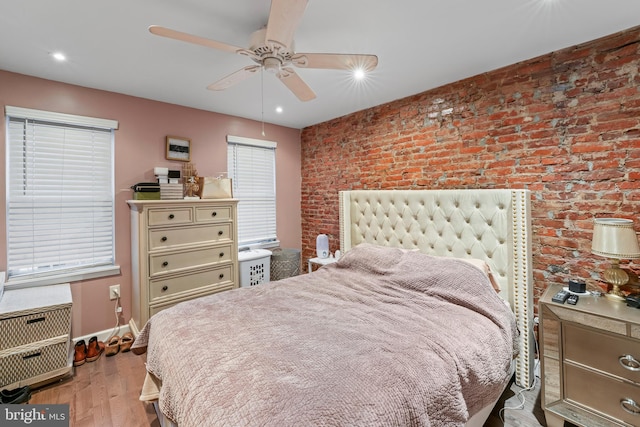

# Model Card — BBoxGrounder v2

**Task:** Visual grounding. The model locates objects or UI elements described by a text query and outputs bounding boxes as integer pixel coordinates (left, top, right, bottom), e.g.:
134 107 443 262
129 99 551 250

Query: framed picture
166 136 191 162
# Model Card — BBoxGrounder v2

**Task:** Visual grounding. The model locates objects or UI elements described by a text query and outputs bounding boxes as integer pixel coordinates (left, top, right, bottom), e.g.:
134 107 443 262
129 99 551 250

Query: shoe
73 340 87 367
0 386 30 399
86 336 105 362
105 336 120 357
119 332 134 353
0 387 31 404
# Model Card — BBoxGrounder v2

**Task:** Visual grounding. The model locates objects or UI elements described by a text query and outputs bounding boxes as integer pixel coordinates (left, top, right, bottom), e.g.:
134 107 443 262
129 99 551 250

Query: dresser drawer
0 307 71 352
565 363 640 425
149 265 234 301
149 244 233 276
0 339 69 387
148 223 232 251
564 323 640 384
195 205 232 223
148 208 193 226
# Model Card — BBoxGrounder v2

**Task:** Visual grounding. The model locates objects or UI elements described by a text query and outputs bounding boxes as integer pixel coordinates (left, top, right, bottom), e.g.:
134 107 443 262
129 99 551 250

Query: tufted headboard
339 189 534 388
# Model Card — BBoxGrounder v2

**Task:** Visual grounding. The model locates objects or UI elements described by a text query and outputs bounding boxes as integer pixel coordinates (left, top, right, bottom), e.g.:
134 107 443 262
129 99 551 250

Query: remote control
552 290 570 304
567 294 579 305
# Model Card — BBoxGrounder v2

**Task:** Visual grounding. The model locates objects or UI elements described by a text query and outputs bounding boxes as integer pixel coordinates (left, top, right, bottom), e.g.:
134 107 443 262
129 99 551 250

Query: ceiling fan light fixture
353 68 366 80
263 57 282 73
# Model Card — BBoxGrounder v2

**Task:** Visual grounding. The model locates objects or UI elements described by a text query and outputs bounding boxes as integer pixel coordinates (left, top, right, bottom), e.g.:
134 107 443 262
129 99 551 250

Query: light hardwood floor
29 350 556 426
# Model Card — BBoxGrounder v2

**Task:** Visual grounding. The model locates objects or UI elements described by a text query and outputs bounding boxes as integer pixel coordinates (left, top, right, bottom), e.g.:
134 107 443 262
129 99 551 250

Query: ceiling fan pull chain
261 67 266 137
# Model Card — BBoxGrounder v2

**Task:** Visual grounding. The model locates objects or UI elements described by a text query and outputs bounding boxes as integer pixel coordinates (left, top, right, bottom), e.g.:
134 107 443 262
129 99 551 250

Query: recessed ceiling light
51 52 66 62
353 69 366 80
275 106 283 114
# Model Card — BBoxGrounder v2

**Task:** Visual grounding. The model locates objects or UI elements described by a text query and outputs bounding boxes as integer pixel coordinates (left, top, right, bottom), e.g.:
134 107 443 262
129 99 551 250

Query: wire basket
270 248 301 281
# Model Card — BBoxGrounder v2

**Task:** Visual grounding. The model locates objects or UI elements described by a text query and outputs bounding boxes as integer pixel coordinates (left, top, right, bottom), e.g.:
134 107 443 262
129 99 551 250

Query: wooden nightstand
539 284 640 427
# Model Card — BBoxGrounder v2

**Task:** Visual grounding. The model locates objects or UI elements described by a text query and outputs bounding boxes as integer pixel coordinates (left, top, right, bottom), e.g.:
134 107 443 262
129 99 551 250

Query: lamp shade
591 218 640 259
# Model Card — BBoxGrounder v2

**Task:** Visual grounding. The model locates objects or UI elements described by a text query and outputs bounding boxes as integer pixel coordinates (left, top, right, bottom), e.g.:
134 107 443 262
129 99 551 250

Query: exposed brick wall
300 26 640 305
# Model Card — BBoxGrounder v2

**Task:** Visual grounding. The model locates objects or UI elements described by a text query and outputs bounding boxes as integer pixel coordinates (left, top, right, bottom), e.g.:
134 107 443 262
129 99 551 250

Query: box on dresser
540 283 640 427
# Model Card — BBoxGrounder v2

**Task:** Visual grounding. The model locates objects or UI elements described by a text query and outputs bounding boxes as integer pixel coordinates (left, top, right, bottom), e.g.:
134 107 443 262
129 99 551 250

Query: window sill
5 265 121 289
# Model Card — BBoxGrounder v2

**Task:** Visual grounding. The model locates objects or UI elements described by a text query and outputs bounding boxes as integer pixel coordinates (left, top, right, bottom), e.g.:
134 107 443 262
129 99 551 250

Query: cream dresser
540 284 640 427
0 283 73 388
128 199 239 335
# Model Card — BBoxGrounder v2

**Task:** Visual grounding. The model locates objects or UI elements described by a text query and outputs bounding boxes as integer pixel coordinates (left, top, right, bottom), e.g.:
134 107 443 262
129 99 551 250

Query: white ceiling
1 1 640 129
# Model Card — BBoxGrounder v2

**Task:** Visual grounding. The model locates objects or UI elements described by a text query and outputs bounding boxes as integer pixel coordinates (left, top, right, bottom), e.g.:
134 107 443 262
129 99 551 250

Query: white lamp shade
591 218 640 259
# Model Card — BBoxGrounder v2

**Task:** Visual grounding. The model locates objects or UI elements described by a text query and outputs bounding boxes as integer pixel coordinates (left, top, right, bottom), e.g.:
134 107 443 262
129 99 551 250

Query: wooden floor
29 351 557 427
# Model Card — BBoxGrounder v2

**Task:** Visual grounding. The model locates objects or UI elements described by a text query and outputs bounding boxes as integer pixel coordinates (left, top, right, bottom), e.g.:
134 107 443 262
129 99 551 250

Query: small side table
308 257 338 273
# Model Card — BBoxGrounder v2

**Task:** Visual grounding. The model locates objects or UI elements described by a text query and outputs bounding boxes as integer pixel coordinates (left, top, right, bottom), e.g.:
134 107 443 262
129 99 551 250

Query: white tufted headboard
339 189 534 389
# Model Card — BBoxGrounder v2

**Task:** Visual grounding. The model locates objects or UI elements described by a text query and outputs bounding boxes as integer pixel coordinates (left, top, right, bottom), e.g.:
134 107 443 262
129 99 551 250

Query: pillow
452 257 501 293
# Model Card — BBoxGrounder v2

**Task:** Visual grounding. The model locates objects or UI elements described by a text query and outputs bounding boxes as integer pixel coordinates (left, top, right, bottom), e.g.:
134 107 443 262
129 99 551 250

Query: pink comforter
133 243 517 426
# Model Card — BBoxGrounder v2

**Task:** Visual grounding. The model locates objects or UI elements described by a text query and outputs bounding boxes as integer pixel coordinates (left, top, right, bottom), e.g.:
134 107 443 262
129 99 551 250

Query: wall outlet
109 284 120 300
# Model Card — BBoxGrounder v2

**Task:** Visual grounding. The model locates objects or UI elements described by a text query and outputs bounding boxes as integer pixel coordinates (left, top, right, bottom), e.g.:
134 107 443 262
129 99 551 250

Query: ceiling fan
149 0 378 102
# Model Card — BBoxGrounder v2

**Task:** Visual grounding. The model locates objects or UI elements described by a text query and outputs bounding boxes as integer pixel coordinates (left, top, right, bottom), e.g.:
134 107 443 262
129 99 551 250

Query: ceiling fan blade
207 65 261 91
149 25 243 54
265 0 308 48
277 67 316 101
292 53 378 71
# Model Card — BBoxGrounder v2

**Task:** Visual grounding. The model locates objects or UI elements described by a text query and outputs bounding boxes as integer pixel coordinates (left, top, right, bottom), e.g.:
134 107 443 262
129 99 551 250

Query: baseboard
72 324 130 345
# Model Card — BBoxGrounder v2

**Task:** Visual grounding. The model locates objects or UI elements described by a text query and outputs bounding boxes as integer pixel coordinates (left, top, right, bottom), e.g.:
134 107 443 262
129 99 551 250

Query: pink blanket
133 243 517 426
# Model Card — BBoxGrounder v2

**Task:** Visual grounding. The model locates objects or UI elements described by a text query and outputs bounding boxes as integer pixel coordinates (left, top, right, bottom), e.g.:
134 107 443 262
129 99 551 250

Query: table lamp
591 218 640 300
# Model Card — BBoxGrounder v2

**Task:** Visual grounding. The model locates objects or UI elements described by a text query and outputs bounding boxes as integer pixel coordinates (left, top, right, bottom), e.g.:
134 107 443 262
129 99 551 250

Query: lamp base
603 262 629 302
604 291 626 301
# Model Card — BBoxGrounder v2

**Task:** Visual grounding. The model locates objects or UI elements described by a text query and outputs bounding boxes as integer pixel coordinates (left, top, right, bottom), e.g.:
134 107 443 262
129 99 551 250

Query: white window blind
227 135 277 247
5 106 118 282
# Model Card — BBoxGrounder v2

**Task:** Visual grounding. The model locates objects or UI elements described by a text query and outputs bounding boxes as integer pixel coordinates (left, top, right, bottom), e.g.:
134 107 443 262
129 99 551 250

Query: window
5 106 119 286
227 135 277 248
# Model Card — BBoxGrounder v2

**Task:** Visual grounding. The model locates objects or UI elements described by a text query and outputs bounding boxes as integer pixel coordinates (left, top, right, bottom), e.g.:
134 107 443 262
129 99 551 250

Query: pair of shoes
0 386 31 404
86 336 105 362
73 340 87 367
119 332 134 353
105 336 120 357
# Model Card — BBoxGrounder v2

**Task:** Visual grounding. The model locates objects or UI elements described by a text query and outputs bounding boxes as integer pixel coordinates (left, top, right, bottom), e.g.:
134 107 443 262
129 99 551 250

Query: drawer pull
26 317 45 324
162 286 168 292
168 214 175 219
219 252 225 257
621 398 640 415
619 354 640 371
161 236 167 242
211 211 217 217
162 261 169 267
218 230 223 236
219 274 224 279
23 352 42 360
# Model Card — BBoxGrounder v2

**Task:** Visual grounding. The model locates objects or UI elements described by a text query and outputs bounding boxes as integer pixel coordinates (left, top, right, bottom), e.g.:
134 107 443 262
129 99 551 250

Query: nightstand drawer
0 307 71 352
148 208 193 226
0 339 69 387
564 323 640 384
149 244 233 276
565 363 640 425
149 265 234 301
148 223 231 250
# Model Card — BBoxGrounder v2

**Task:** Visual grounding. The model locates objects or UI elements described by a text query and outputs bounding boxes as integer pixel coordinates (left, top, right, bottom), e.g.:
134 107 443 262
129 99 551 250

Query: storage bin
238 249 271 287
270 248 301 281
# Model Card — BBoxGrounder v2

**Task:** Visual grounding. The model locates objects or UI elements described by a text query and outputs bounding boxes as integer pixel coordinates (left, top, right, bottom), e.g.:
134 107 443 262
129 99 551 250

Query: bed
132 189 534 427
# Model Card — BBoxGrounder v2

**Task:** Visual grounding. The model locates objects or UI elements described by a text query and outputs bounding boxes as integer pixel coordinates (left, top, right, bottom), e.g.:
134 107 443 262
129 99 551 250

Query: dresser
128 199 239 334
540 284 640 427
0 283 73 388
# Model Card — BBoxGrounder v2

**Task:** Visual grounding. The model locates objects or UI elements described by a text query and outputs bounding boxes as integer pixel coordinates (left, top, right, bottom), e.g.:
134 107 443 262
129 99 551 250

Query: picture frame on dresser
165 135 191 162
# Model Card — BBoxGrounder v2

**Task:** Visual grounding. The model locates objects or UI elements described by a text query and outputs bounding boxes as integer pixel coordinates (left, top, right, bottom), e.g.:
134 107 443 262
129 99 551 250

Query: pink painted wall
0 70 302 337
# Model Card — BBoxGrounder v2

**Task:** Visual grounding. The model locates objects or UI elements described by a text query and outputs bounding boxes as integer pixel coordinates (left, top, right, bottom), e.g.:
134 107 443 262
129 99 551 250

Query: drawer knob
620 398 640 415
219 273 224 279
211 211 217 217
161 236 168 242
168 214 175 219
218 230 223 236
162 286 168 292
619 354 640 371
219 252 224 257
162 261 169 267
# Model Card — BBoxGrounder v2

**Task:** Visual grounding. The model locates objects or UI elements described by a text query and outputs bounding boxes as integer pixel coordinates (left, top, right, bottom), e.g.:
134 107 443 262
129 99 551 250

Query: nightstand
539 283 640 427
307 257 338 273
